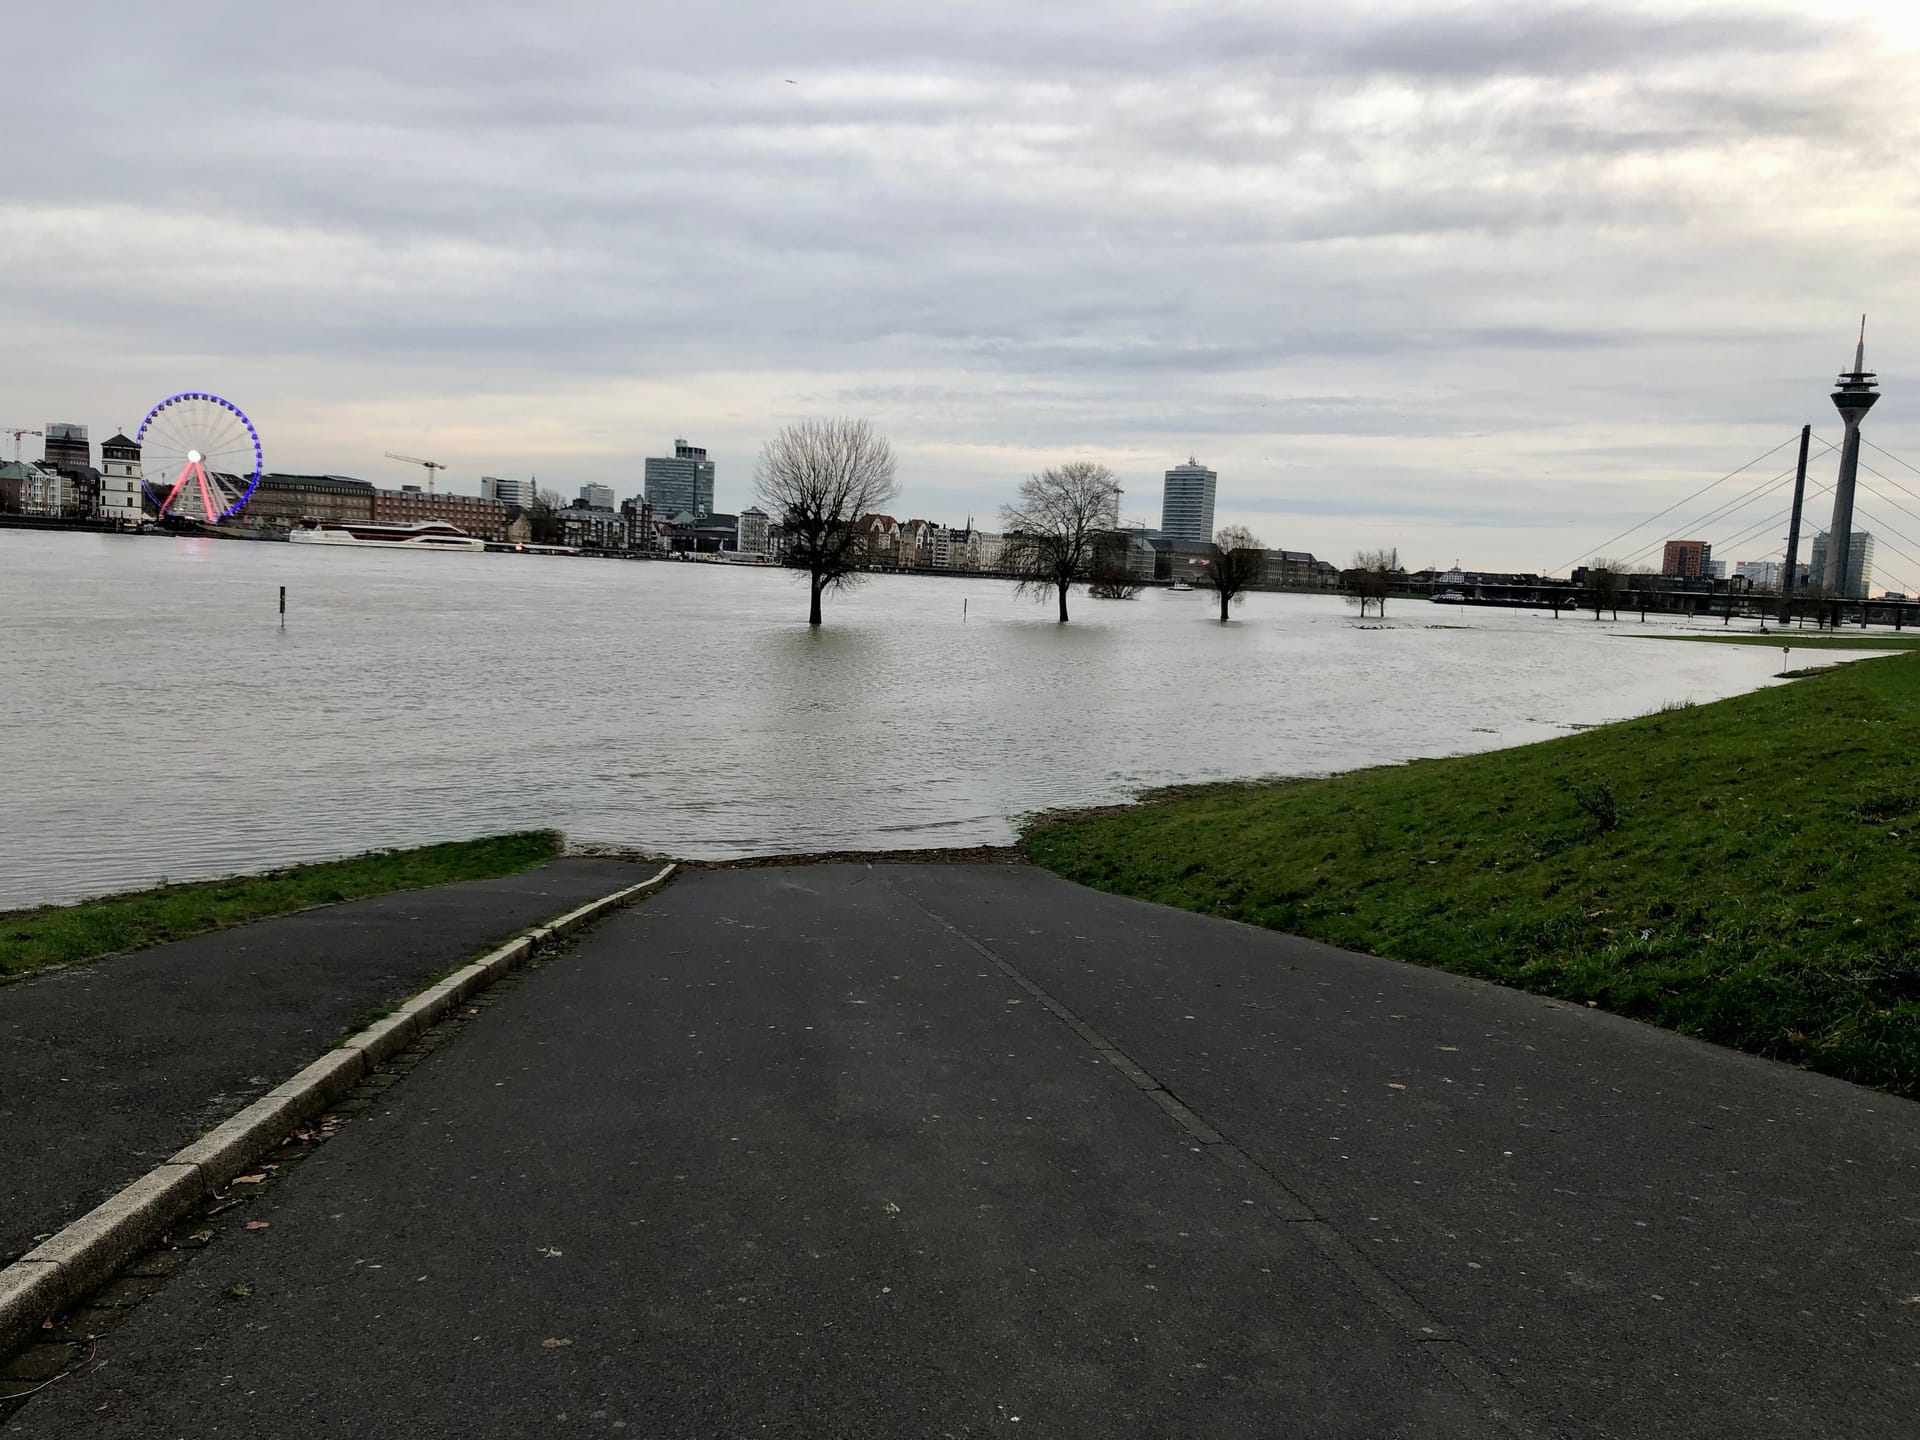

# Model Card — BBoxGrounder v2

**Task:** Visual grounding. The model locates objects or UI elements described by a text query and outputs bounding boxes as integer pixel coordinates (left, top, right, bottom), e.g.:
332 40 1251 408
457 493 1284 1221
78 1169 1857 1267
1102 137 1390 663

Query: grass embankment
0 831 563 983
1653 633 1920 651
1025 656 1920 1095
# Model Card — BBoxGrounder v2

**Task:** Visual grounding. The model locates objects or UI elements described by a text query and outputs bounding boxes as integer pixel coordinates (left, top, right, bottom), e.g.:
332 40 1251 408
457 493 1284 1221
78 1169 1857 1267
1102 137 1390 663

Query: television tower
1823 316 1879 595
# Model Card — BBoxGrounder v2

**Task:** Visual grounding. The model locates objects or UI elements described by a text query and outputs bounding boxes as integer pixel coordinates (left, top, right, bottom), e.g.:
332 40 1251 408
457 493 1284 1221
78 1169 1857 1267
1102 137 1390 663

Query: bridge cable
1545 431 1802 577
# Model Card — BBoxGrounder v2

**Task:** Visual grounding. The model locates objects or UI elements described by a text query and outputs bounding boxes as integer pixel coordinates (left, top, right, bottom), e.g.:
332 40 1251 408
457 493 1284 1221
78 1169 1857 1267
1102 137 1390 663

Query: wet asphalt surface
10 862 1920 1437
1 857 650 1263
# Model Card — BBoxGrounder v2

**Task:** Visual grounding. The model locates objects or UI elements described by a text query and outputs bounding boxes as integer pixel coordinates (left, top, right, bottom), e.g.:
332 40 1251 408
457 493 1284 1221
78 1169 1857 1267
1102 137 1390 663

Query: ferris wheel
136 391 264 523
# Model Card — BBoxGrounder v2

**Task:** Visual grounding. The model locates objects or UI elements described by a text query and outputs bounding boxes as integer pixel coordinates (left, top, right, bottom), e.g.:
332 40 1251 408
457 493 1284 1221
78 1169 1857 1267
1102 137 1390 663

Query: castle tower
1823 317 1879 593
99 432 145 524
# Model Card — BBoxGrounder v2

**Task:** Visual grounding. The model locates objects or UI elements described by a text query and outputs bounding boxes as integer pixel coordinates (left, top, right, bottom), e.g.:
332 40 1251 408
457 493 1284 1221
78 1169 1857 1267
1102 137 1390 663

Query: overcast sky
9 0 1920 578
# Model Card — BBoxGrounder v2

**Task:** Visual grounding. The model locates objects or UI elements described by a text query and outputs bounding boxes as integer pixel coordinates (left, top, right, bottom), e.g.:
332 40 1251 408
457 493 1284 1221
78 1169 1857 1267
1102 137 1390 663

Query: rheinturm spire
1823 315 1880 597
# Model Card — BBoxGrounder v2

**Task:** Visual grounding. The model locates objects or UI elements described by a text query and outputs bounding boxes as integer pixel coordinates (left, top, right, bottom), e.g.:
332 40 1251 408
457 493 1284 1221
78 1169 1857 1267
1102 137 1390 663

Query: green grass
1025 655 1920 1096
0 831 564 982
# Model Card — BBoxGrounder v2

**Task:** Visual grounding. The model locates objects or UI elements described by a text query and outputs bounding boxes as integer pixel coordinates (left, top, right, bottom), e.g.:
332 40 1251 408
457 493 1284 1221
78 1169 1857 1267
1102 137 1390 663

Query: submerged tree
1087 530 1144 599
755 418 899 626
528 488 568 546
1000 461 1121 623
1346 547 1400 618
1202 524 1265 621
1586 557 1626 621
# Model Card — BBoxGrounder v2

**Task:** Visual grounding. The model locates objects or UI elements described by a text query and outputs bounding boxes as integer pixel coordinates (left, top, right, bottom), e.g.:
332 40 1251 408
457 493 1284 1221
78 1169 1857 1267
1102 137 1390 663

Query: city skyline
7 1 1920 576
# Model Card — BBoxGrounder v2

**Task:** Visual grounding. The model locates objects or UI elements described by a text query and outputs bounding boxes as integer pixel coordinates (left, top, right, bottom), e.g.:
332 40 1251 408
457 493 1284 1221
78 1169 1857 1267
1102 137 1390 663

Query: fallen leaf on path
542 1338 573 1349
189 1230 214 1243
232 1174 266 1185
244 1221 271 1231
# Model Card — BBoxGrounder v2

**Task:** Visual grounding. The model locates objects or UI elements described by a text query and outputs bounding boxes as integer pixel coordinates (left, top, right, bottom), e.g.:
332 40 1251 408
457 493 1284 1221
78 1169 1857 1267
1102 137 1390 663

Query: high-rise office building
644 439 715 520
481 476 537 508
1159 457 1217 546
1661 539 1712 579
579 482 615 510
1809 531 1876 599
44 423 89 471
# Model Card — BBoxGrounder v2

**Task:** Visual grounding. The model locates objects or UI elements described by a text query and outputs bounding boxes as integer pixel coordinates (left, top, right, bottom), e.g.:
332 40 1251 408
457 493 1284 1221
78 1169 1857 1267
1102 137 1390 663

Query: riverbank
1646 631 1920 651
1025 652 1920 1095
0 831 562 981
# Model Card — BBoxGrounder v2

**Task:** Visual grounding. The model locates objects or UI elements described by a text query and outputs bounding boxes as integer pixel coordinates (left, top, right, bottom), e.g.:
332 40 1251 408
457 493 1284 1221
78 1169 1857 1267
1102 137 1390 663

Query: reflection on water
1 531 1797 907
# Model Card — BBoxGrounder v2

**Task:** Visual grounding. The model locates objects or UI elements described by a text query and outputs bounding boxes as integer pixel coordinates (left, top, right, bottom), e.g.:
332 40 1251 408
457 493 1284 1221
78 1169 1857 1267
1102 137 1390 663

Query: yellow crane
385 451 447 494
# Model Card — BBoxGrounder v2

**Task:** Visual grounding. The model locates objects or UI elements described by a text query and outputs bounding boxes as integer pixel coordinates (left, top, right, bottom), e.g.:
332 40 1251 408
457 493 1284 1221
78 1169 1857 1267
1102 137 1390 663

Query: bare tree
1585 557 1626 621
1202 525 1266 621
1087 530 1144 599
528 488 568 545
755 417 899 626
1000 461 1121 623
1346 547 1400 618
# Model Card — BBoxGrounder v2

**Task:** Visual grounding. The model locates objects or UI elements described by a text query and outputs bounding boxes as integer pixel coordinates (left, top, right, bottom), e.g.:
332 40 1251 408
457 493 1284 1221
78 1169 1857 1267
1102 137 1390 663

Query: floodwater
0 530 1827 908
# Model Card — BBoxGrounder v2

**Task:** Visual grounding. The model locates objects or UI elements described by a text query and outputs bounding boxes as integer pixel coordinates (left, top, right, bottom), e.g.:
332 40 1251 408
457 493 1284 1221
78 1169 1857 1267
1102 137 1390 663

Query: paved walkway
0 857 649 1264
11 862 1920 1437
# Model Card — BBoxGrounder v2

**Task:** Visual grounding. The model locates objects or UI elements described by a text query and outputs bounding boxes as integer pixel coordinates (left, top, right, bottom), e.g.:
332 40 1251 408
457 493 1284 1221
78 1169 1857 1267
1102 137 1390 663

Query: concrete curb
0 862 675 1356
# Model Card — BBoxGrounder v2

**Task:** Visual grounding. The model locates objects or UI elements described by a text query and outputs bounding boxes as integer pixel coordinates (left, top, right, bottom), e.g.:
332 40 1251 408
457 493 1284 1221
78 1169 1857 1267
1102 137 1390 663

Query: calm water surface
1 531 1811 907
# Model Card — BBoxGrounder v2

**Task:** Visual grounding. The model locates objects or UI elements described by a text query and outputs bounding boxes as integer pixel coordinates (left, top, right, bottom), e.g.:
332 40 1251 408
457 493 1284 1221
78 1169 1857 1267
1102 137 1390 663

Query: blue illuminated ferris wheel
136 391 264 523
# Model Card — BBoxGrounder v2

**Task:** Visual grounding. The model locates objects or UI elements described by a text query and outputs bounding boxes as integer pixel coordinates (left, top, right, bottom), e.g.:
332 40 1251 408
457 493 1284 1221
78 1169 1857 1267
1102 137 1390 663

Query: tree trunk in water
1219 590 1231 622
809 577 824 626
1057 585 1069 623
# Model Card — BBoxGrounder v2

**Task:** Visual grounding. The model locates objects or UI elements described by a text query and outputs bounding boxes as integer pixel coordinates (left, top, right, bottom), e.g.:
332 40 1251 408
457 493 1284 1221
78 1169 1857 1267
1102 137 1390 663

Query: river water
0 530 1813 908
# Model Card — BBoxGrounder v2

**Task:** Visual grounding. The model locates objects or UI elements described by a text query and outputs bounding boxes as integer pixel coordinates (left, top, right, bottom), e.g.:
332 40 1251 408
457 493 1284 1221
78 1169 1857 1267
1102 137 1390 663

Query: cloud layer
8 0 1920 576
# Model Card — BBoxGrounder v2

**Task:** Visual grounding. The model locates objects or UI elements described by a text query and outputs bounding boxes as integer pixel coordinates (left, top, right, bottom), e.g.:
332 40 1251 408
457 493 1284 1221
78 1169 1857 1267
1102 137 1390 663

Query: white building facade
98 433 145 524
737 506 770 556
1159 458 1218 546
481 476 537 508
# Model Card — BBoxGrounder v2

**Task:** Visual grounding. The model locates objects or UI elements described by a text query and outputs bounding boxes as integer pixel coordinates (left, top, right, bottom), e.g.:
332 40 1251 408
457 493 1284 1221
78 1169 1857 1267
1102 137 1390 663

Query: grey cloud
6 0 1917 573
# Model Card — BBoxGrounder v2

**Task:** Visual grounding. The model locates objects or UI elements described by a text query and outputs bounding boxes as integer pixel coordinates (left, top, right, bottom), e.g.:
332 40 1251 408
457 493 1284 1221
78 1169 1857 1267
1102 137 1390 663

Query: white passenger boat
288 519 487 551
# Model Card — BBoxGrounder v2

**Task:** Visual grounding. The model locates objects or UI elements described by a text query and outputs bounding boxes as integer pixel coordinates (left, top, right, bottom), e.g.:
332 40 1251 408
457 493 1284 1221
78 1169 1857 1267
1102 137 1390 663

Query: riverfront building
0 460 73 516
1160 458 1217 546
243 474 375 532
98 433 143 524
1661 539 1712 579
481 476 536 508
1809 530 1876 599
43 423 89 472
644 439 715 521
372 486 510 542
737 506 770 556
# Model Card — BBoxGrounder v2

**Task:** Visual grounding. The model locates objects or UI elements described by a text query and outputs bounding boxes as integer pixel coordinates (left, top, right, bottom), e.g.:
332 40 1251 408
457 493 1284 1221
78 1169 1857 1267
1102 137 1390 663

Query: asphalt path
0 857 649 1264
11 863 1920 1438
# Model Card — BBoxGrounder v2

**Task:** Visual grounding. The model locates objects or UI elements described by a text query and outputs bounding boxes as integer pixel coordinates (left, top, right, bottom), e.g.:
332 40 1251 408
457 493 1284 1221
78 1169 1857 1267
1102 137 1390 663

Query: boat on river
288 520 486 551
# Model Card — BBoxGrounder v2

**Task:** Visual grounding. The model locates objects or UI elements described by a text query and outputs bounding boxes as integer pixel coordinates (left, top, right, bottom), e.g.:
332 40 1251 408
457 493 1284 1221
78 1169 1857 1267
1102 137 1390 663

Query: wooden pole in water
279 585 286 628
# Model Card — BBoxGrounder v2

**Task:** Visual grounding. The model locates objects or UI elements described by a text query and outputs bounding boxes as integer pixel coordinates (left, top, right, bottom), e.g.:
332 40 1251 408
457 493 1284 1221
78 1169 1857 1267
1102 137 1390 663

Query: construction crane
385 451 447 494
5 428 43 462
